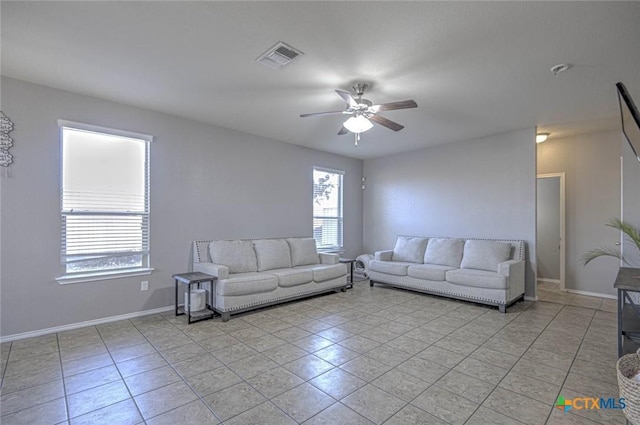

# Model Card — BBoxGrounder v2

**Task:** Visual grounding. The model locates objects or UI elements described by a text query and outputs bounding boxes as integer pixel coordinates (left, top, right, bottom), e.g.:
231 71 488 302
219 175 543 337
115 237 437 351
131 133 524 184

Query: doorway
537 173 566 293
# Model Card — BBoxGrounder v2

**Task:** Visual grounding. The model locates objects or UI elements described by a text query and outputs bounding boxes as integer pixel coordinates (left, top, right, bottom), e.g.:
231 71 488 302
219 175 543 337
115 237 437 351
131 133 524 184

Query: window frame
56 120 153 284
312 166 344 252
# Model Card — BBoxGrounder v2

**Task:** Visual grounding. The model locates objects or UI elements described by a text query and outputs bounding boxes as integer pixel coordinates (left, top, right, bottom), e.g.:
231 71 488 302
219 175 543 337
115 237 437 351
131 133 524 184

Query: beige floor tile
62 352 113 377
483 387 551 425
64 365 121 395
396 356 449 384
383 404 449 425
243 334 286 352
145 400 219 425
124 365 181 396
412 386 479 425
226 353 279 380
60 342 108 363
66 380 130 419
453 357 509 385
272 382 335 423
433 335 479 356
512 358 569 386
1 379 65 416
499 371 561 404
134 381 198 419
372 368 431 402
212 343 259 364
303 402 374 425
309 367 366 399
185 366 242 397
262 342 308 365
0 397 67 425
1 363 63 395
246 367 304 398
313 343 360 366
340 355 393 382
204 382 267 421
466 406 528 425
434 369 495 404
225 401 294 425
68 398 141 425
342 384 406 424
283 354 334 380
171 353 223 378
116 352 168 378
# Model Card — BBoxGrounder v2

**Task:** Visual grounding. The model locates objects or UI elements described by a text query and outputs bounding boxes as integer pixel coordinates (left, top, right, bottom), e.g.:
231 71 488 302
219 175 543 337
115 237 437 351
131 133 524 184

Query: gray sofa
193 237 347 321
369 236 525 313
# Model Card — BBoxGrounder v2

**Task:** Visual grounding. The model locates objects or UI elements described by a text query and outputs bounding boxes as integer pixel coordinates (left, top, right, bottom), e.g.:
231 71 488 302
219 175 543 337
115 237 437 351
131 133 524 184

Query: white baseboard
0 305 174 343
565 289 616 300
537 278 561 284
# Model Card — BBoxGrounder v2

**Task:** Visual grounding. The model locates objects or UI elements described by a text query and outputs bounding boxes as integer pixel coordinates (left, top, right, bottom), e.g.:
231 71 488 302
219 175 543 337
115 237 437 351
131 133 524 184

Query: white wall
362 128 537 297
537 130 621 296
0 77 363 337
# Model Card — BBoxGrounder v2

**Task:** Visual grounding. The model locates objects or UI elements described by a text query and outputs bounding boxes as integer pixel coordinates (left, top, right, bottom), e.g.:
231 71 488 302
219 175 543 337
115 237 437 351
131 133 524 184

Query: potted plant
582 218 640 267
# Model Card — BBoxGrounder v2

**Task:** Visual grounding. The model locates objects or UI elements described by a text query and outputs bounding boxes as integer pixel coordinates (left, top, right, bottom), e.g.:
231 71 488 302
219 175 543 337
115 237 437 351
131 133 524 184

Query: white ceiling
2 1 639 159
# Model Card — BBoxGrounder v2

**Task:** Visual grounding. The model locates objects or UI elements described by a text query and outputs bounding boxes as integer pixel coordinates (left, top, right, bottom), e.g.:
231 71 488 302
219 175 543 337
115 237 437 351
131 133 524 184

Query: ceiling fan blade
369 114 405 131
370 99 418 112
300 110 350 118
338 126 349 135
335 90 358 108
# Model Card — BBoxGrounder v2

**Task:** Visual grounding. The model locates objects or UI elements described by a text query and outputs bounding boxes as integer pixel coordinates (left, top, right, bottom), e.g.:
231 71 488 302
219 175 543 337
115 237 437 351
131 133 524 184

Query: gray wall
536 176 561 280
537 130 621 296
0 77 363 336
362 128 537 298
622 135 640 267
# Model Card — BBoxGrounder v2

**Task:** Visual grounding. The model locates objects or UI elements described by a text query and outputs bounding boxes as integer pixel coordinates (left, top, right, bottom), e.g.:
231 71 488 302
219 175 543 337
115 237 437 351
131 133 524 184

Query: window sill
318 248 346 255
56 268 154 285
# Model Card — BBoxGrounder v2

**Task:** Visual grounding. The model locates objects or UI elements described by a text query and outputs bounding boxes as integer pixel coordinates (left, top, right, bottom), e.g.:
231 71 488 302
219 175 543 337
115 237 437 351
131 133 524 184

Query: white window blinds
313 167 344 250
60 122 151 274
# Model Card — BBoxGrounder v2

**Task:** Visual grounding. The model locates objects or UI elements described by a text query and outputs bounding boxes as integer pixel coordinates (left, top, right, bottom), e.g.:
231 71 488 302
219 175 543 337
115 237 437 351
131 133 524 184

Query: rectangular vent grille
256 42 303 70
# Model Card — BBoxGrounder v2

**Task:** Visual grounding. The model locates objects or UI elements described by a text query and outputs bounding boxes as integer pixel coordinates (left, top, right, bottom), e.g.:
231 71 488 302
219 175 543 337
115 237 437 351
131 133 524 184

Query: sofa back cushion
392 236 428 263
286 238 319 266
253 239 292 271
460 240 512 272
424 238 465 267
209 240 257 274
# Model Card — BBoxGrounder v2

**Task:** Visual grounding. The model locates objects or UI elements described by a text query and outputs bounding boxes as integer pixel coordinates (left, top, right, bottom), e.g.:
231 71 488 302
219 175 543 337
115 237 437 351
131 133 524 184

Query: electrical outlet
141 280 149 291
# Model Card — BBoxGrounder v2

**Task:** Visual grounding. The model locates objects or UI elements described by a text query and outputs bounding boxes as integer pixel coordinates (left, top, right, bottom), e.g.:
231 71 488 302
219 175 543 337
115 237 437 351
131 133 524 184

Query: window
313 167 344 251
59 121 152 280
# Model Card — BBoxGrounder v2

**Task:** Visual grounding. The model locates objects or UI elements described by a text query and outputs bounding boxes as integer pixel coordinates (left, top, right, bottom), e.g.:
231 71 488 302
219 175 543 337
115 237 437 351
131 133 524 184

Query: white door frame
537 173 566 291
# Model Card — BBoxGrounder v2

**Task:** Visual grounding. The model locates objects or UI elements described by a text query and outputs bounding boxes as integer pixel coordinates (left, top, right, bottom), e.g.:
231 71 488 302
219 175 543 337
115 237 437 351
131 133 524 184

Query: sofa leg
370 280 375 287
221 312 230 322
499 304 506 314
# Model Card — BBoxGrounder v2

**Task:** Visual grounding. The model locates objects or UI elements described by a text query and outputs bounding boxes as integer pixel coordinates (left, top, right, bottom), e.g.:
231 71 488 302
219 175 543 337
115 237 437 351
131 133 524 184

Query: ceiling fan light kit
300 82 417 146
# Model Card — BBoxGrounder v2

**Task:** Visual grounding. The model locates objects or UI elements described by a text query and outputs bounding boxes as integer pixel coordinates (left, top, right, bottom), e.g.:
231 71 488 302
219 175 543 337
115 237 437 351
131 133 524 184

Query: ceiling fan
300 82 417 145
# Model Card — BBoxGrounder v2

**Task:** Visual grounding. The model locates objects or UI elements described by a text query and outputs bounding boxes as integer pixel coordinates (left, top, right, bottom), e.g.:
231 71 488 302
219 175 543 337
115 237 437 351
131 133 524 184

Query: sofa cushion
286 238 319 266
460 240 512 272
271 268 313 287
369 260 411 276
304 264 346 282
209 240 257 274
407 264 456 281
424 238 464 267
217 273 278 296
446 269 508 290
392 236 428 263
253 239 292 271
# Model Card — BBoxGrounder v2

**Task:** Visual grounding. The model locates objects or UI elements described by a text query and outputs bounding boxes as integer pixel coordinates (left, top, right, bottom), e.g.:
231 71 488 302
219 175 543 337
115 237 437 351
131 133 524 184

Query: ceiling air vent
256 42 303 70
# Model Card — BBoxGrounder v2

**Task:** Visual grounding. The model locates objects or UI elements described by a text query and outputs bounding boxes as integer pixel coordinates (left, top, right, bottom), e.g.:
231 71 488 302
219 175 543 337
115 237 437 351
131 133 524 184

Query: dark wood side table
339 258 356 289
614 267 640 357
173 272 216 324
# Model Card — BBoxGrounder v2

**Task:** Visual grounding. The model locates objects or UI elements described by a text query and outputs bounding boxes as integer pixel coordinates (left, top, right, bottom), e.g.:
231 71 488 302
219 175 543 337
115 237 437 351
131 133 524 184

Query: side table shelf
173 272 217 324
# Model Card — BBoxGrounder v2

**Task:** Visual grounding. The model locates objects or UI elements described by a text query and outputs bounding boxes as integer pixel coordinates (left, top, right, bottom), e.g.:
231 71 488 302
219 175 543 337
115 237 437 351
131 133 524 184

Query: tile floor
0 282 625 425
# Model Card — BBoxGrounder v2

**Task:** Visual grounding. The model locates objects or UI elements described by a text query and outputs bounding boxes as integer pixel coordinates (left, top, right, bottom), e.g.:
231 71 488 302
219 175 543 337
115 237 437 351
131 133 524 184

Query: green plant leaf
581 247 622 266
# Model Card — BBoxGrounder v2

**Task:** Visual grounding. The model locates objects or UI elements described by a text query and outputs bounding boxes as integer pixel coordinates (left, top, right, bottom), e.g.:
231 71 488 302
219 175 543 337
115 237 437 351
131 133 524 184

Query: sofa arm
498 259 525 297
319 253 339 264
375 250 393 261
193 262 229 280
